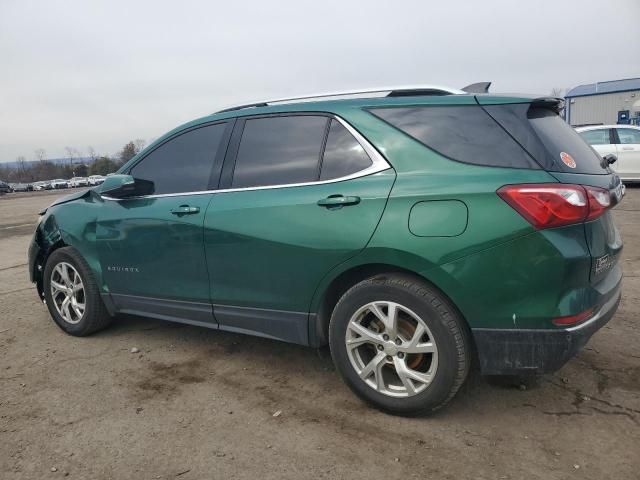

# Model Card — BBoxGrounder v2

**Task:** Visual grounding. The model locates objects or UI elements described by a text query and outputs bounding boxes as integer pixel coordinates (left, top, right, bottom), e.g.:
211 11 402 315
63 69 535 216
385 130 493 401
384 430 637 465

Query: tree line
0 140 146 183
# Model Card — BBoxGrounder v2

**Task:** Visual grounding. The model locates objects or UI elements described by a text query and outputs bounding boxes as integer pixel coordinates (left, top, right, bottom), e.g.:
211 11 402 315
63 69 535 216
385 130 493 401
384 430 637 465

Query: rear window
369 105 540 169
231 116 328 188
485 104 608 175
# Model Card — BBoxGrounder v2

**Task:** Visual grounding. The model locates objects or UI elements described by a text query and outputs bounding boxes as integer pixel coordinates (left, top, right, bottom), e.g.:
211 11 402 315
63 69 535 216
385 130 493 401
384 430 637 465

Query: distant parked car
88 175 106 186
51 179 69 189
0 180 10 195
33 181 47 191
12 183 30 192
576 125 640 182
70 177 89 188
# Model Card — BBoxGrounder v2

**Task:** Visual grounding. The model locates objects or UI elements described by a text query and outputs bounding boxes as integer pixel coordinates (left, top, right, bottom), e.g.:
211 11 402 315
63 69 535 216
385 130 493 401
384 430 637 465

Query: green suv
28 85 624 414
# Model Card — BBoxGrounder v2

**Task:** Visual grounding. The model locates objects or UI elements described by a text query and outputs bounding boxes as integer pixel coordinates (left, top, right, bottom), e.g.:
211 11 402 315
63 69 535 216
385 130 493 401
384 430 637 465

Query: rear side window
320 120 372 180
485 104 607 175
616 128 640 144
579 129 610 145
130 123 227 194
232 116 328 188
369 106 540 169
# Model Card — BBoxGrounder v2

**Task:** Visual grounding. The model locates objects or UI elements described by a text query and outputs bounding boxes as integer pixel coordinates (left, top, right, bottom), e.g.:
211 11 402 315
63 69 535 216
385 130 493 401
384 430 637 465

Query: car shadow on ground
92 312 593 421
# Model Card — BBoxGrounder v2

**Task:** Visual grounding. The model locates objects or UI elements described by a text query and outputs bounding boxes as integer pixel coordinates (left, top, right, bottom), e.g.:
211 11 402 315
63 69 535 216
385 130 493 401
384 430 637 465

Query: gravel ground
1 188 639 480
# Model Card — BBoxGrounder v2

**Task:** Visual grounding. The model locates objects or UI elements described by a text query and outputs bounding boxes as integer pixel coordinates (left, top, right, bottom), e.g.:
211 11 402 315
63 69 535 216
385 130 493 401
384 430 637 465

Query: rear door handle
317 195 361 208
170 205 200 215
621 146 635 151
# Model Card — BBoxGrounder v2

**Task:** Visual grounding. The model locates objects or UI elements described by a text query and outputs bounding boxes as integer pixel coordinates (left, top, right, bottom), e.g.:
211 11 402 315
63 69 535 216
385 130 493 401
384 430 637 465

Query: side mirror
99 174 153 198
603 153 617 166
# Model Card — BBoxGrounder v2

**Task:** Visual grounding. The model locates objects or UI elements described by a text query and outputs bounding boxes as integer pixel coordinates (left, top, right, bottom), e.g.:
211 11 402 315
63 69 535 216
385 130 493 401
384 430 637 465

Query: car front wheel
329 274 470 415
43 247 112 336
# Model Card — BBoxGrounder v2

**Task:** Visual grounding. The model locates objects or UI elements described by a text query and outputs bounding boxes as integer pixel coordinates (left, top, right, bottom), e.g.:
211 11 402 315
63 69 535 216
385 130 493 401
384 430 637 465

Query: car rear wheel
329 274 470 415
43 247 112 336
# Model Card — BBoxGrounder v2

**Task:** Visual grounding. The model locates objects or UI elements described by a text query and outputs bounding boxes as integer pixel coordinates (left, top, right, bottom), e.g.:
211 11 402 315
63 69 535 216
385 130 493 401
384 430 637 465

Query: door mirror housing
100 174 154 198
601 153 617 169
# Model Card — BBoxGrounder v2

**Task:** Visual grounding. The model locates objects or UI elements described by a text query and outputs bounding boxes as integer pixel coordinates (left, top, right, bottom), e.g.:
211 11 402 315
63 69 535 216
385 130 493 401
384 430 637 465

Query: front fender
30 194 105 294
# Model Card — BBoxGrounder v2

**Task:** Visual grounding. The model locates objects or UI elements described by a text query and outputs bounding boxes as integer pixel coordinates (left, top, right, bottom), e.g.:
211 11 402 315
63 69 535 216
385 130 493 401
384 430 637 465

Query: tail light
497 184 611 229
552 307 595 326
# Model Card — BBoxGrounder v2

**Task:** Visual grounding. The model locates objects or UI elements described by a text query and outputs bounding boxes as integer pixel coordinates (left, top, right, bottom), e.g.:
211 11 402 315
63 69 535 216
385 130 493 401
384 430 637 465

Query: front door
204 114 395 344
97 121 232 325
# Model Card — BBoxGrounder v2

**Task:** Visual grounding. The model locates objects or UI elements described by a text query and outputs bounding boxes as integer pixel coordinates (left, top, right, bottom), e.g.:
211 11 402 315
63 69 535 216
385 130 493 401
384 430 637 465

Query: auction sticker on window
560 151 577 168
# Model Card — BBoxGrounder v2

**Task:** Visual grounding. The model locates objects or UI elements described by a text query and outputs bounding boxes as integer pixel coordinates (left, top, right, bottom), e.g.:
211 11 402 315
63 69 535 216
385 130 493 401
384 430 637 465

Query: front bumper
472 287 621 375
28 235 40 283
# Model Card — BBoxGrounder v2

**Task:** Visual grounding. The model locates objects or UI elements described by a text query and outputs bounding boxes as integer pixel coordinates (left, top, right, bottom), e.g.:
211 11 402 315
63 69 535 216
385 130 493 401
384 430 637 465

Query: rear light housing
497 183 611 229
552 307 595 326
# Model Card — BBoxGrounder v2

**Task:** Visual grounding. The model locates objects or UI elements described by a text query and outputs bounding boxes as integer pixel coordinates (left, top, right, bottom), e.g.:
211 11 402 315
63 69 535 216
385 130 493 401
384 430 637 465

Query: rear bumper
472 285 621 375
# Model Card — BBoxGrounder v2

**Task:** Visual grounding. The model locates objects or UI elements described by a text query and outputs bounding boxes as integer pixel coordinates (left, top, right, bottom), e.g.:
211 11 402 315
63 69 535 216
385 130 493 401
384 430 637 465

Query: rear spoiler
530 97 565 114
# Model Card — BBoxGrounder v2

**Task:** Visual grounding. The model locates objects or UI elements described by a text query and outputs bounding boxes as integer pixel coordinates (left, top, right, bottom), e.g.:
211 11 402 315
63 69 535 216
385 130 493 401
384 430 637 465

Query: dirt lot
1 188 638 480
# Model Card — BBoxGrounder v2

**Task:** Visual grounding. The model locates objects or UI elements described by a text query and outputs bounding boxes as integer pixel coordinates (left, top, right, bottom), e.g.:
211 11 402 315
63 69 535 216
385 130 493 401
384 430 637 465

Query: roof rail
215 84 466 114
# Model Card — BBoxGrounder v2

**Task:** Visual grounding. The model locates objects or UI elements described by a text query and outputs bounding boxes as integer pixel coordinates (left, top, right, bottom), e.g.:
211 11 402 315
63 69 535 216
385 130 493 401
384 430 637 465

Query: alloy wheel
50 262 86 324
345 301 438 397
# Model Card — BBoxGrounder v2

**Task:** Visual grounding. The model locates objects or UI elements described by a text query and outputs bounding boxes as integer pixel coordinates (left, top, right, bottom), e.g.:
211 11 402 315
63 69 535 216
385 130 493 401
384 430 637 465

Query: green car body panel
28 91 623 374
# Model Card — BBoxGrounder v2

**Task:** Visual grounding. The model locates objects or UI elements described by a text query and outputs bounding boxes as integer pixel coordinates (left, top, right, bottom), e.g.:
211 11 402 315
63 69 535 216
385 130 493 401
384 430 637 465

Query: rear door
97 121 232 324
203 113 394 344
613 127 640 180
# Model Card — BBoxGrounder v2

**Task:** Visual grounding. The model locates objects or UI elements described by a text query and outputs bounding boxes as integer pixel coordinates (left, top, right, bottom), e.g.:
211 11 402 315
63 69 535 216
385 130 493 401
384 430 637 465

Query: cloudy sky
1 0 638 162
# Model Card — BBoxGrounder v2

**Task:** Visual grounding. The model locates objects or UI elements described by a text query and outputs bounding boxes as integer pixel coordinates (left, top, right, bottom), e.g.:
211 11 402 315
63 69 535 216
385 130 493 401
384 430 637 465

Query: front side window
578 129 610 145
616 128 640 144
320 120 372 180
231 116 328 188
130 123 227 195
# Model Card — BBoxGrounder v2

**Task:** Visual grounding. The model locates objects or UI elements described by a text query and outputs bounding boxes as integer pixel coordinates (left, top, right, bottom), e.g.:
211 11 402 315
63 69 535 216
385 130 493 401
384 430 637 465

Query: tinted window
130 123 227 195
370 106 540 169
232 116 328 188
617 128 640 144
579 129 610 145
320 120 372 180
485 104 608 175
527 108 606 174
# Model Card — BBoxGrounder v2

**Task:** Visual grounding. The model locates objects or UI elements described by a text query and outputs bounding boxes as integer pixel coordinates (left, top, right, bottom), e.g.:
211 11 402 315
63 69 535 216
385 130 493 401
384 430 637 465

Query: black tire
329 273 470 415
43 246 112 336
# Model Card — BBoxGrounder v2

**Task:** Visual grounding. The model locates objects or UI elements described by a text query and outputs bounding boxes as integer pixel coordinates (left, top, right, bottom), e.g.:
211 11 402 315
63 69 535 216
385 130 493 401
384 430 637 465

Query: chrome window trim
102 115 392 201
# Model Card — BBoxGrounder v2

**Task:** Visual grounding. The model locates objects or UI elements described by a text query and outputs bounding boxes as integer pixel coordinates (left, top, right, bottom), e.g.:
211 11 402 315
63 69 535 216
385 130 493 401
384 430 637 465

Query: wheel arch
309 254 472 348
32 209 104 300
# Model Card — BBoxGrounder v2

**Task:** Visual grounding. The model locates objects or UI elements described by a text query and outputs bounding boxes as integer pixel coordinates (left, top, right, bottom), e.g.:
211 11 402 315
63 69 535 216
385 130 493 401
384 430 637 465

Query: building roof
566 77 640 98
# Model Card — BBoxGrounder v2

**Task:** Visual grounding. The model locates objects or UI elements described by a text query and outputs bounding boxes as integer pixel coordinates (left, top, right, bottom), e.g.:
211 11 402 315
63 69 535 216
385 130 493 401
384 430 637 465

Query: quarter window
370 105 540 169
579 129 610 145
130 123 227 195
320 120 372 180
616 128 640 144
231 116 328 188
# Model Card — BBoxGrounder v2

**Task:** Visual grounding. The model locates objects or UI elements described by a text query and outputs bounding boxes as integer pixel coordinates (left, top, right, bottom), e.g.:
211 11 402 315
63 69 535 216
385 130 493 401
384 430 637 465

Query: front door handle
170 205 200 215
317 195 361 208
621 146 635 151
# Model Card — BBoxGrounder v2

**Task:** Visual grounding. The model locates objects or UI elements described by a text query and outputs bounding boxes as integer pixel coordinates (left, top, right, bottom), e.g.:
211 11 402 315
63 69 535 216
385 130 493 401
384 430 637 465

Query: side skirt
109 293 217 327
104 293 310 345
214 304 309 345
